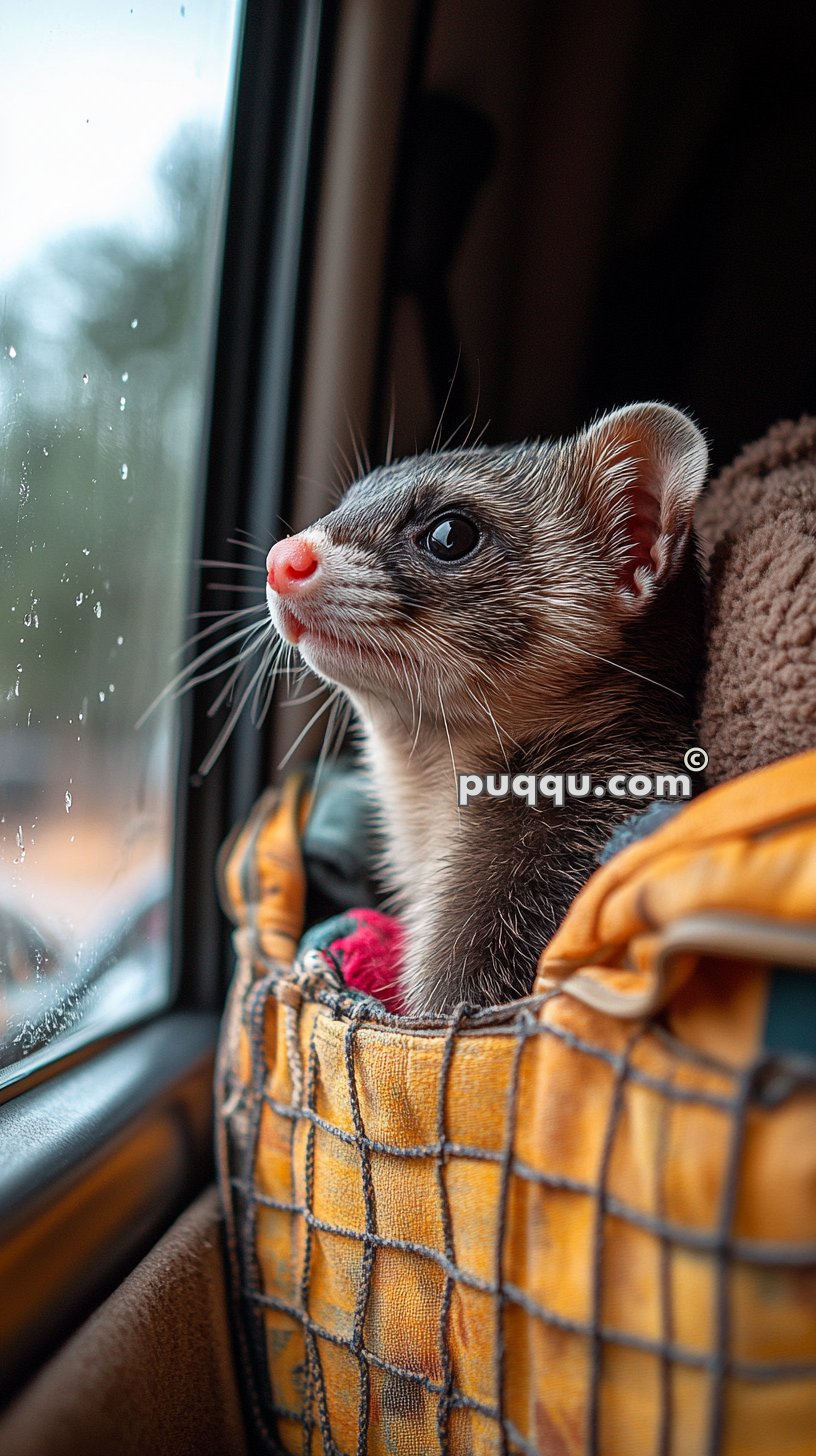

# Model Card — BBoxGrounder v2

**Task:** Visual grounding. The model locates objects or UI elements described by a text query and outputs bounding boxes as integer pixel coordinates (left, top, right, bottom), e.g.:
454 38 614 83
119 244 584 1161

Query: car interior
0 1 813 1453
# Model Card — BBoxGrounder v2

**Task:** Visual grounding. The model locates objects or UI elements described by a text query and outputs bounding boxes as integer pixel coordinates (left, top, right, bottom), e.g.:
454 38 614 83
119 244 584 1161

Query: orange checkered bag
215 752 816 1455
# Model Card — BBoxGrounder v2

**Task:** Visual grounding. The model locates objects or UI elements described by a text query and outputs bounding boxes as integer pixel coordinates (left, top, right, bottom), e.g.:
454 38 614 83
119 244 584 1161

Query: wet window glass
0 1 244 1088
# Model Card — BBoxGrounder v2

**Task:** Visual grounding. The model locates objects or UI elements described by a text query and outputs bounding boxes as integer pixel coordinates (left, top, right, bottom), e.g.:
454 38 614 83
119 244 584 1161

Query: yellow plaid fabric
216 753 816 1455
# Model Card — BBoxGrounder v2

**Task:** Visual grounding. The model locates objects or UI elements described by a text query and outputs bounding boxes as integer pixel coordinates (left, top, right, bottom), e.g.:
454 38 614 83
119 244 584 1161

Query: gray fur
267 403 708 1013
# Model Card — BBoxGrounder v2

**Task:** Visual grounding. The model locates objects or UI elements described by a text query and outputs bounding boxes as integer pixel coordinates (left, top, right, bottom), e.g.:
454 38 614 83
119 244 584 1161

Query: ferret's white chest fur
353 698 464 938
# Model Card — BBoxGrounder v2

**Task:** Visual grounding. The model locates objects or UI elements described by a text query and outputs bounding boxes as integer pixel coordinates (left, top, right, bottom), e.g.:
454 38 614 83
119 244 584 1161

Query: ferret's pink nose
266 536 320 594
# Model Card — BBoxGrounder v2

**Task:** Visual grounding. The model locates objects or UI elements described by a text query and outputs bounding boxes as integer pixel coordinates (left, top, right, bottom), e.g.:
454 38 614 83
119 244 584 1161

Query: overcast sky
0 0 242 283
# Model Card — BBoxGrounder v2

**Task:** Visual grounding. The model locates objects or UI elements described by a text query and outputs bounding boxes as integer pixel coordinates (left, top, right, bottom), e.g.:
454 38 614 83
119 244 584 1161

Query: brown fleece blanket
696 416 816 787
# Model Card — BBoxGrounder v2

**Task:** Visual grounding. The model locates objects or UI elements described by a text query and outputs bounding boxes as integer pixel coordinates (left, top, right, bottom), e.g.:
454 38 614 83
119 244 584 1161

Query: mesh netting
218 952 816 1456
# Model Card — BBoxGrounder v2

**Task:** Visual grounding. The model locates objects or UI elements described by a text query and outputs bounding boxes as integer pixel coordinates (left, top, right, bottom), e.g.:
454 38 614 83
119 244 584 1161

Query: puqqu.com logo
457 749 708 808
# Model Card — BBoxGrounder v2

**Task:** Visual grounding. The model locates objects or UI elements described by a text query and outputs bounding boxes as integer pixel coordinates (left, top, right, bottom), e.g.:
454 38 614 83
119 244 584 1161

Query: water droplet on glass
82 546 90 556
119 396 126 411
76 592 84 605
15 825 25 863
42 446 49 456
108 683 115 693
120 463 128 480
130 318 138 330
8 345 17 359
98 690 106 702
82 372 89 384
94 601 102 619
65 790 73 813
116 635 124 646
121 371 129 382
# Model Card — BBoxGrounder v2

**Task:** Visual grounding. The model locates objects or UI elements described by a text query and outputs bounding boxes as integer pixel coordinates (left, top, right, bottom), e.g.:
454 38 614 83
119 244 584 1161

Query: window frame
0 0 334 1398
173 0 336 1016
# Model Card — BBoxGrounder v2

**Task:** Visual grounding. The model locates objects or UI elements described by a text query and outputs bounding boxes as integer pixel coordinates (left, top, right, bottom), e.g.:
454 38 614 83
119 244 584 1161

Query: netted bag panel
220 972 816 1455
216 759 816 1455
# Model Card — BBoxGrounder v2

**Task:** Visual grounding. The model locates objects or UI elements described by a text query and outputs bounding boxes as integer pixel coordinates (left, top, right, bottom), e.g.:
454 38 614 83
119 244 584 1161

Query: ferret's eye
424 514 480 562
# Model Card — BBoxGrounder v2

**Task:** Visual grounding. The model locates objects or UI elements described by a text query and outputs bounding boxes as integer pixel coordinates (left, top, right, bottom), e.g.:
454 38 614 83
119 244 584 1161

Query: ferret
265 403 707 1014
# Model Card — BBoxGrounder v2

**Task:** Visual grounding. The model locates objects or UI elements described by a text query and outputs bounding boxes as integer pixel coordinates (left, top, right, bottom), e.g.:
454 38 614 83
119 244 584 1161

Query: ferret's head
266 403 707 740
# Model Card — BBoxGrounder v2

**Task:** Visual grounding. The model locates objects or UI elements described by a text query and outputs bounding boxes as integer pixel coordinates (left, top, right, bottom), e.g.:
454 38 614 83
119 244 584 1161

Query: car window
0 0 245 1088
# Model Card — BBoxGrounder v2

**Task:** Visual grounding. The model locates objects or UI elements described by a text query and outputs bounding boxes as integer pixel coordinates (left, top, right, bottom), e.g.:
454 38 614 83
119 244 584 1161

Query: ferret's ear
577 402 708 613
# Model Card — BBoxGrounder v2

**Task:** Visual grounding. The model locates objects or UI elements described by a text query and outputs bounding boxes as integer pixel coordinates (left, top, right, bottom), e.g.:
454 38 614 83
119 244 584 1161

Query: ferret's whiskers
188 606 261 620
334 700 354 762
197 654 270 777
465 416 491 454
343 406 370 480
231 526 268 548
406 650 425 756
206 583 267 595
285 637 300 696
251 639 279 723
440 407 491 456
136 620 268 727
431 344 462 455
437 412 472 454
255 675 277 729
204 624 276 715
175 603 267 657
460 360 482 451
197 558 264 573
407 655 424 751
227 535 269 556
278 687 341 771
312 693 348 799
463 683 513 770
478 684 520 753
280 680 328 707
436 678 461 828
178 646 262 701
542 633 683 698
332 441 358 494
255 641 299 727
387 635 420 741
385 383 396 467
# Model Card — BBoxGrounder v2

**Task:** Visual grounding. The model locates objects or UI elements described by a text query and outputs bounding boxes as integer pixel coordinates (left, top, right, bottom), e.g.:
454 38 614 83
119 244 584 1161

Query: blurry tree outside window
0 0 244 1087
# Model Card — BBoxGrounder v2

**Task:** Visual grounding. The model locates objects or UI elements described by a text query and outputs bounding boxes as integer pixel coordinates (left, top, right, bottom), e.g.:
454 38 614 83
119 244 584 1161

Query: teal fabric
301 761 380 911
597 800 685 865
764 966 816 1060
